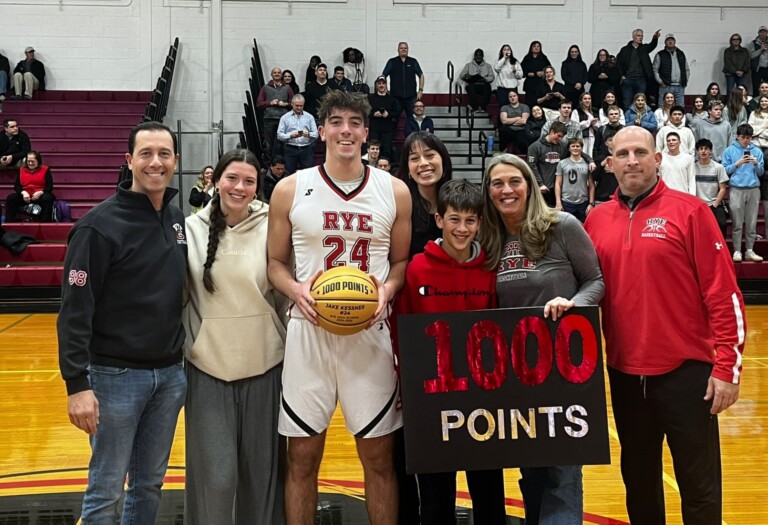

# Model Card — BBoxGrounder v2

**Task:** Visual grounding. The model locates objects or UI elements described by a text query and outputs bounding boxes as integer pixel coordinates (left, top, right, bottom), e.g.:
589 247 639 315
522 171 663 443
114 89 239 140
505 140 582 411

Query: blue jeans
620 76 646 110
519 465 583 525
81 363 187 525
562 201 589 223
0 71 7 94
725 74 748 97
658 84 685 107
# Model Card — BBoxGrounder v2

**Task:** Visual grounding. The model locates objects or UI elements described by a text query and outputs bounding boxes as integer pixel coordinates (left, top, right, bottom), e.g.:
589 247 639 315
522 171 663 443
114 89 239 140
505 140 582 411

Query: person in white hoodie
659 132 695 194
183 149 288 525
656 105 695 154
494 43 524 108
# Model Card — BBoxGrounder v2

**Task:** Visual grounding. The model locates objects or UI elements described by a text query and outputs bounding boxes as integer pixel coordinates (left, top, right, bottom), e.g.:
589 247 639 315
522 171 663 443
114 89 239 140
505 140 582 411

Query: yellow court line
0 370 61 374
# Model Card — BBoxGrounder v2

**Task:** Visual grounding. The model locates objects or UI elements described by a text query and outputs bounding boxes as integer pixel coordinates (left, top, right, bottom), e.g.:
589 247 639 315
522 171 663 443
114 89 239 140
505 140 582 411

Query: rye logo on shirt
172 223 187 245
68 270 87 287
641 217 667 239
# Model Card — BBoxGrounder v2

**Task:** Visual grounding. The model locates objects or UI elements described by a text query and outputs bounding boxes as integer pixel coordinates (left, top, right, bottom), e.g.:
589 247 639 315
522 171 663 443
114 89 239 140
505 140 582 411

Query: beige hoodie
183 201 287 381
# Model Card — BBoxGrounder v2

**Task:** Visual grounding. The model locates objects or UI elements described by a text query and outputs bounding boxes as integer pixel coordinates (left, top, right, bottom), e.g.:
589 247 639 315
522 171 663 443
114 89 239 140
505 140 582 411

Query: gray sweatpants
729 187 761 252
185 362 285 525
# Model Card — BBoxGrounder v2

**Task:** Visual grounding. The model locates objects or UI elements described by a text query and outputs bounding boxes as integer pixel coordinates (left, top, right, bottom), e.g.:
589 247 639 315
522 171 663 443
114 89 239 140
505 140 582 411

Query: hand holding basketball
292 269 323 325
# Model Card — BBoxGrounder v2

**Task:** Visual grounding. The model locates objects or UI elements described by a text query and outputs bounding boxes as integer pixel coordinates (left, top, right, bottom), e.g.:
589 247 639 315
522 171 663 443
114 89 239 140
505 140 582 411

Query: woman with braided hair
182 149 288 525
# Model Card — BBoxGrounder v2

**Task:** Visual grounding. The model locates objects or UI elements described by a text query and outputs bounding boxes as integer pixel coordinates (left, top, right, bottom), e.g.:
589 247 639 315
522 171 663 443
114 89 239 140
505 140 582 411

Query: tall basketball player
267 90 412 525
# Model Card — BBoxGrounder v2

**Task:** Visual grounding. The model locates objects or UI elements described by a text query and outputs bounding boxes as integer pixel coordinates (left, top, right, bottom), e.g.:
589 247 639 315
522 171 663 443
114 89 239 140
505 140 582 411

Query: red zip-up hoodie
584 179 746 384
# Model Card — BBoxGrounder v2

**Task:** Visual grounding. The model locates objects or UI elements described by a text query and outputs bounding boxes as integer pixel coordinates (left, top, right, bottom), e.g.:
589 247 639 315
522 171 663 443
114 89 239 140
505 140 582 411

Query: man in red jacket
584 126 746 525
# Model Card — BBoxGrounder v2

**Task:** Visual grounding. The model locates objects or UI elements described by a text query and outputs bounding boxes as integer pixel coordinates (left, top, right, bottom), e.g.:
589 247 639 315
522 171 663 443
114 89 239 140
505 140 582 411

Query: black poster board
397 306 610 474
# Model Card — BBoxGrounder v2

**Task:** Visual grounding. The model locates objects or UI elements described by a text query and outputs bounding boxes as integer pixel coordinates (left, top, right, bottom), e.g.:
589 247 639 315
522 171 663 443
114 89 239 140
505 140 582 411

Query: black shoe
23 94 32 101
9 95 19 100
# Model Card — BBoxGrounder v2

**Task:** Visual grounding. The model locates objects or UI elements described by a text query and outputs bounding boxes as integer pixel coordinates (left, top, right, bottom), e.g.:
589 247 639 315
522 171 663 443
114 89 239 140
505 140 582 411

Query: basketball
310 266 380 336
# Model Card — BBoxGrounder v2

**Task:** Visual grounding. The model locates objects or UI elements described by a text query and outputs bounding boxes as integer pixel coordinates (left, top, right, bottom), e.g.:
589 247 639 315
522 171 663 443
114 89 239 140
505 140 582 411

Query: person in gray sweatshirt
527 120 595 207
692 100 732 162
481 153 604 525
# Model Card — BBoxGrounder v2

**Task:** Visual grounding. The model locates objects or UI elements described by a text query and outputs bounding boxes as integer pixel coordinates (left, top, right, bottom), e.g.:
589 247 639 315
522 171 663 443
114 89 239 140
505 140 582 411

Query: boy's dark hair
695 138 713 150
736 123 754 137
377 155 390 164
368 139 381 148
3 118 17 128
271 155 286 166
318 91 371 127
567 137 584 147
670 105 685 115
558 99 572 109
128 121 177 155
549 121 568 135
602 126 621 143
334 66 344 73
665 131 680 141
437 179 483 217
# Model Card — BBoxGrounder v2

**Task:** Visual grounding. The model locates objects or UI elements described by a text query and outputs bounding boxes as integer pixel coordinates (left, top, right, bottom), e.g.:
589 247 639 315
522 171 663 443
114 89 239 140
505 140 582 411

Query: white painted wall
2 0 767 171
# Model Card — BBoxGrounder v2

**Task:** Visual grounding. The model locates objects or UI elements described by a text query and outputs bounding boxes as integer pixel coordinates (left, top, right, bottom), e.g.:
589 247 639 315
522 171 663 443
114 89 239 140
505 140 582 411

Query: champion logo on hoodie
417 285 492 299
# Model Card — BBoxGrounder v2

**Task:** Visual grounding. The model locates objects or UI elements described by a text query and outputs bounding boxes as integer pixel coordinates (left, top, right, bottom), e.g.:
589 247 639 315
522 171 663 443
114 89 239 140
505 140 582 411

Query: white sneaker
745 250 763 262
733 251 742 262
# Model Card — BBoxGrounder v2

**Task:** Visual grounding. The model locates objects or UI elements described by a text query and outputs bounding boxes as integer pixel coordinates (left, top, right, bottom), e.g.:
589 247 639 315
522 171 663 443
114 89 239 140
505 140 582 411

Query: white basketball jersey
290 164 397 291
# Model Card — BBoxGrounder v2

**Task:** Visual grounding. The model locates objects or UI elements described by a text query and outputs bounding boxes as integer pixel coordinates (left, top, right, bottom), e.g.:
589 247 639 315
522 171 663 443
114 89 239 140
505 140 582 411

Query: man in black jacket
653 34 690 107
0 119 32 169
616 29 660 109
11 47 45 100
58 121 187 524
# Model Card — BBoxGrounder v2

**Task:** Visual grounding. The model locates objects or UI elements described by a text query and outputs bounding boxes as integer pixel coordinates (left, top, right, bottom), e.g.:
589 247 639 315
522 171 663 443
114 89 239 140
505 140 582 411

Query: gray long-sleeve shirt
496 212 604 309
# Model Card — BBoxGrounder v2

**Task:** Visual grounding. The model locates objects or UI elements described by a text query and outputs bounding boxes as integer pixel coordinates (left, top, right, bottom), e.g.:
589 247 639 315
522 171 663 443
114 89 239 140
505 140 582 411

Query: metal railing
454 82 463 137
446 61 454 113
478 130 490 174
174 119 240 209
465 108 475 162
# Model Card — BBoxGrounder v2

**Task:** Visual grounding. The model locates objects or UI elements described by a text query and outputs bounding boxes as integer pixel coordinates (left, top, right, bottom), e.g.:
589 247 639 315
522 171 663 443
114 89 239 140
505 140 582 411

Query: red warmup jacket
391 240 497 366
584 179 746 384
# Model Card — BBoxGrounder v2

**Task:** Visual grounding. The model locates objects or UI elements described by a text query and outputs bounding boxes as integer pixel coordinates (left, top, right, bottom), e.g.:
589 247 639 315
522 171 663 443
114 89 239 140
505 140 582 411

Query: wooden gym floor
1 309 767 524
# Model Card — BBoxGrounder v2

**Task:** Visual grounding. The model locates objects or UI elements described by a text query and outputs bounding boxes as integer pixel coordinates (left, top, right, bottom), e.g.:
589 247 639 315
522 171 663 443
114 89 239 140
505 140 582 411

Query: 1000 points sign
397 306 610 474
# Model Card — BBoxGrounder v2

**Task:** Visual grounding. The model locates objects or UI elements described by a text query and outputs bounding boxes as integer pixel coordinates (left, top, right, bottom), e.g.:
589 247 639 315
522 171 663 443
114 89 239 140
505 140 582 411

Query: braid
202 194 227 293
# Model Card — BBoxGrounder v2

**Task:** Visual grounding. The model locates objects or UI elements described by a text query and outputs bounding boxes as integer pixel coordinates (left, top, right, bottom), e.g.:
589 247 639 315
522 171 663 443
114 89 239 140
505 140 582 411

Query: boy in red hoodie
395 179 506 525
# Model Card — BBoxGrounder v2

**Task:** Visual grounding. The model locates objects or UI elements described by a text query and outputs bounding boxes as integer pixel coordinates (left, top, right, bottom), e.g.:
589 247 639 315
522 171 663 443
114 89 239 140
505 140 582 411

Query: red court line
1 475 628 524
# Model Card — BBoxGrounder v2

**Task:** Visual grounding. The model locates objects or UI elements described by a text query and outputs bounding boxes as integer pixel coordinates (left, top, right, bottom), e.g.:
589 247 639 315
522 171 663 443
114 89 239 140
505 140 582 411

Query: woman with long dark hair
587 49 618 112
397 131 454 258
521 41 550 99
561 45 587 106
282 70 300 97
480 153 603 525
571 92 600 156
704 82 723 107
599 90 625 126
183 149 286 525
304 55 321 89
724 87 748 141
687 95 707 123
494 43 524 107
